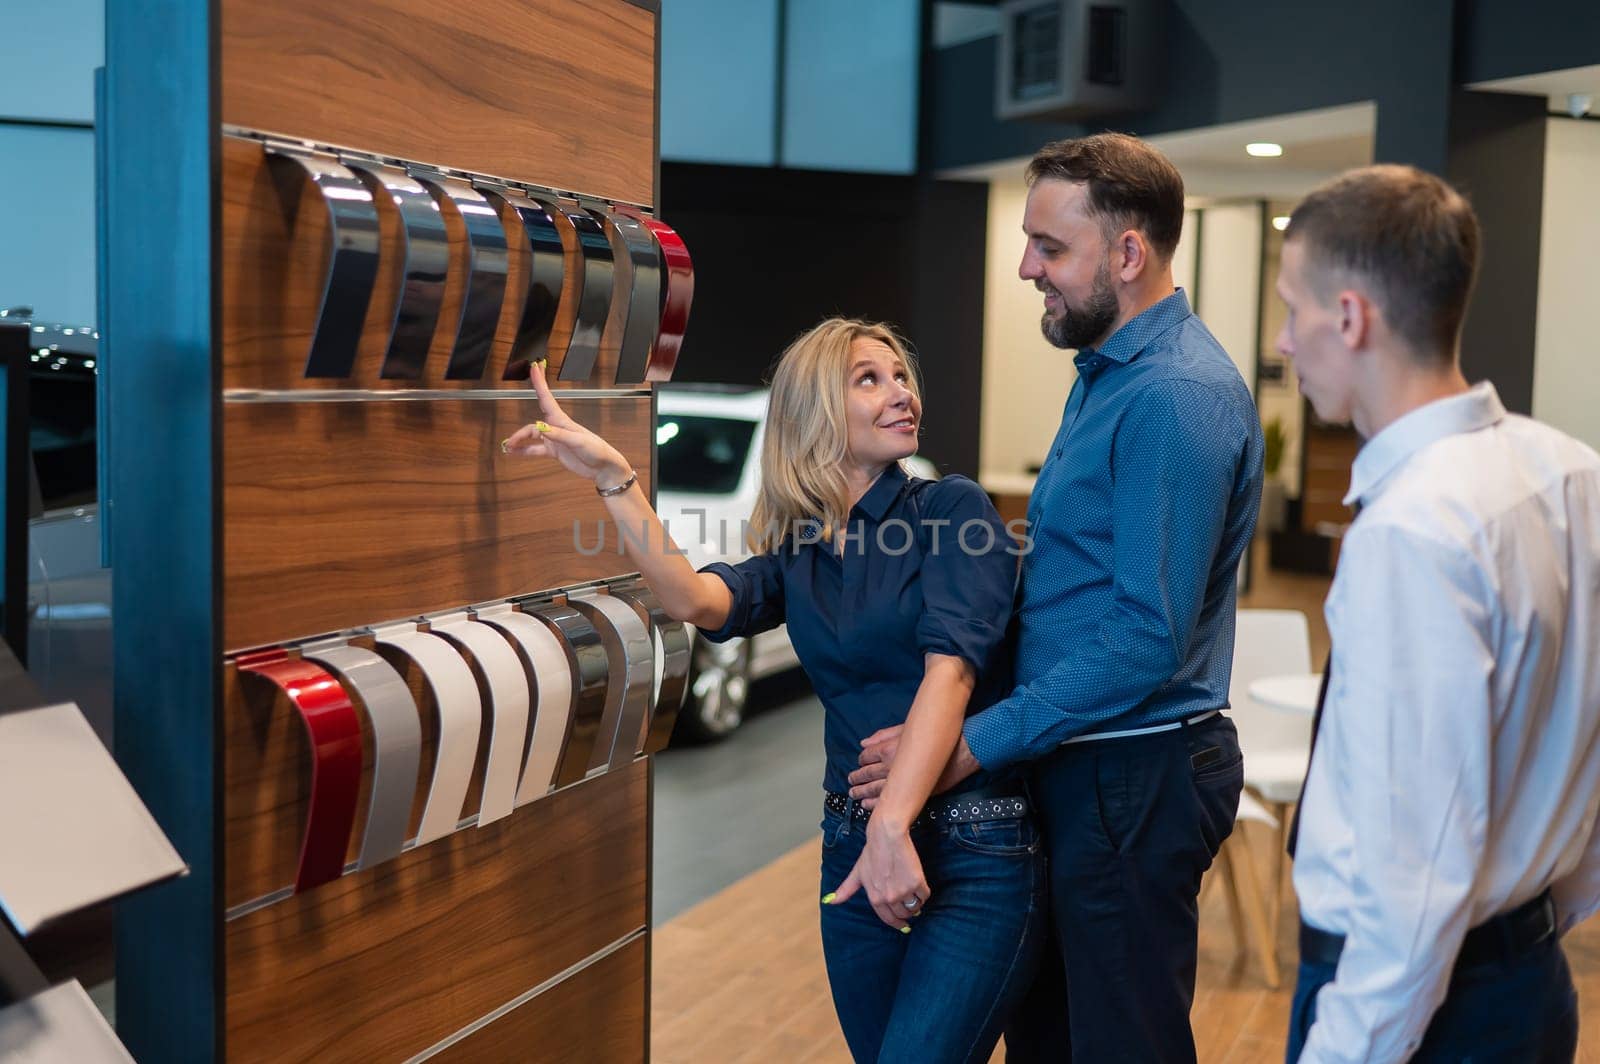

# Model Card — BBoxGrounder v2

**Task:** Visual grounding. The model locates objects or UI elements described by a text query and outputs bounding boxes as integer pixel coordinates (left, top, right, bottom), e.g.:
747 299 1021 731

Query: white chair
1207 789 1282 987
1229 608 1314 951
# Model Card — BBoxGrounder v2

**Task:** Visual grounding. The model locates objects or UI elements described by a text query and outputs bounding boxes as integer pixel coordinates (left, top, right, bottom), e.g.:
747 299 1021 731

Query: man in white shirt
1275 163 1600 1062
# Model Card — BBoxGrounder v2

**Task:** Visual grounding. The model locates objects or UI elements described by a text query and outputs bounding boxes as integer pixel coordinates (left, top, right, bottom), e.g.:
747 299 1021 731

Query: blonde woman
502 318 1043 1062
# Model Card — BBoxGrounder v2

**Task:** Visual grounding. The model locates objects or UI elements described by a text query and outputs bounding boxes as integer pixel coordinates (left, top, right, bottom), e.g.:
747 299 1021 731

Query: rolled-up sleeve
913 476 1017 673
698 552 786 642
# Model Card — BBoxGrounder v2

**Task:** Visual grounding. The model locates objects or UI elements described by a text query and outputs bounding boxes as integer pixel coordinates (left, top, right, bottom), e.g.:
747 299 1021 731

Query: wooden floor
652 555 1600 1062
654 814 1600 1063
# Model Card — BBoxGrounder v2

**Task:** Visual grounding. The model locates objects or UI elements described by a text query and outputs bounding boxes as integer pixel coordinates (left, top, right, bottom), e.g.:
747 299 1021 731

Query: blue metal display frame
103 0 222 1058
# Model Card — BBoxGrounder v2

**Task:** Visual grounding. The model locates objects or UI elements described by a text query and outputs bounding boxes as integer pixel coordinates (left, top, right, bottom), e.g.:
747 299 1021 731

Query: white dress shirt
1294 382 1600 1063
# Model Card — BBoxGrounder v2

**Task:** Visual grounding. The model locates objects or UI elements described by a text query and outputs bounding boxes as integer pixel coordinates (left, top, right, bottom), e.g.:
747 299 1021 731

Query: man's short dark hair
1286 164 1480 359
1026 132 1185 260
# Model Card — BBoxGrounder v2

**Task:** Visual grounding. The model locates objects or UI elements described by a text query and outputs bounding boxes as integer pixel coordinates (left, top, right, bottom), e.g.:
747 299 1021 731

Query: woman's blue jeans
818 804 1046 1063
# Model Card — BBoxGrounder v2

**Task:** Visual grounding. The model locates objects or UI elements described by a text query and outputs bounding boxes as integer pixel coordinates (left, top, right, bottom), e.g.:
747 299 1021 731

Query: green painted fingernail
500 438 511 453
535 421 550 433
899 926 912 934
820 893 836 904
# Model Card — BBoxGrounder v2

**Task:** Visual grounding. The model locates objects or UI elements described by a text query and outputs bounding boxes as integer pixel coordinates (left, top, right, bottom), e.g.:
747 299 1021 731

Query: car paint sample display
219 587 683 908
231 134 692 390
96 2 687 1057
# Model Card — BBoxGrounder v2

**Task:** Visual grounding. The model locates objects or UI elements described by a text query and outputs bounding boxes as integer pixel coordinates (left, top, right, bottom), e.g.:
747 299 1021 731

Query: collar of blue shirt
1074 287 1194 375
1345 381 1507 508
851 460 910 523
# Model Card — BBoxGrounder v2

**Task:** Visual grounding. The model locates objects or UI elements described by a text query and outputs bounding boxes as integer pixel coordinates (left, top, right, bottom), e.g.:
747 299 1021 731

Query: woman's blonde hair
746 317 922 552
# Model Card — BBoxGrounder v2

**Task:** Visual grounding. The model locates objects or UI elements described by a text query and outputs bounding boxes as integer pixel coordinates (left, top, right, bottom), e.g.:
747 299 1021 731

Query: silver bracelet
596 470 638 497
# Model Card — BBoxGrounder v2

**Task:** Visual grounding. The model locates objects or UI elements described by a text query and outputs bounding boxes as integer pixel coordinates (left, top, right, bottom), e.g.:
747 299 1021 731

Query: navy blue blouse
700 464 1020 795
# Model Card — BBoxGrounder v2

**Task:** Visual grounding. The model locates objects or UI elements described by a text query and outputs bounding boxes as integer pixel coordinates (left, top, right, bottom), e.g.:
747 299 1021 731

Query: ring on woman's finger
903 896 921 910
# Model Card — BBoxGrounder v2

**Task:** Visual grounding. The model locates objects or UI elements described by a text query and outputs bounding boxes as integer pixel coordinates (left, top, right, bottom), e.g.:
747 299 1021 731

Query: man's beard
1040 263 1118 350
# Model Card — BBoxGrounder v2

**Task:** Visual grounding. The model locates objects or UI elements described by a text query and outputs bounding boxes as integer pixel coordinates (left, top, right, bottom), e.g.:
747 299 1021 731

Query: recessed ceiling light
1246 142 1284 158
1272 215 1291 231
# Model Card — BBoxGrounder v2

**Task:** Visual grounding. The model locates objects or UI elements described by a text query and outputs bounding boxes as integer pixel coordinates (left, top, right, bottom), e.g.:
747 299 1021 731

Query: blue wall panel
0 126 97 325
661 0 780 166
0 0 103 123
782 0 920 174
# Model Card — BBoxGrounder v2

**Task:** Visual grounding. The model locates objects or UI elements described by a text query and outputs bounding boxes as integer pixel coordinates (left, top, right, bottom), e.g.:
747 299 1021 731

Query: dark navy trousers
1004 713 1244 1064
1287 929 1578 1062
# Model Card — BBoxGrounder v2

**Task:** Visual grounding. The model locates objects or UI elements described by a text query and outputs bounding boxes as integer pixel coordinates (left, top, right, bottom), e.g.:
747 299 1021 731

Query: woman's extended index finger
529 360 576 428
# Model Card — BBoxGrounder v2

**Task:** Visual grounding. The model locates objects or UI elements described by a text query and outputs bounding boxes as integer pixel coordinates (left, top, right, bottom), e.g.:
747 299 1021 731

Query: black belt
824 784 1029 831
1300 889 1557 972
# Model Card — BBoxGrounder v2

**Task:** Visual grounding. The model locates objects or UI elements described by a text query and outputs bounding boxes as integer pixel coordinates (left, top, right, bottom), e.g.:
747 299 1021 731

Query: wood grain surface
224 759 648 1062
221 136 631 392
221 394 652 651
221 0 655 205
430 936 647 1063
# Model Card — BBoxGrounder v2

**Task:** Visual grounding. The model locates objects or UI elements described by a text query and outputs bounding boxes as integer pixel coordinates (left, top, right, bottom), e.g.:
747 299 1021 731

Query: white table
1248 673 1324 716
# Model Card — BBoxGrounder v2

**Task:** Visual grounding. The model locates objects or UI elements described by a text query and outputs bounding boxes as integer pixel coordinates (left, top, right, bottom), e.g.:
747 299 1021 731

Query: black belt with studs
824 784 1029 830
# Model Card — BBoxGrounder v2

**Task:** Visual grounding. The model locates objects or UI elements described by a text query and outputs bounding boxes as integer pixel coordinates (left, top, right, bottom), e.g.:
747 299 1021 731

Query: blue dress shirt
701 464 1019 794
964 289 1264 769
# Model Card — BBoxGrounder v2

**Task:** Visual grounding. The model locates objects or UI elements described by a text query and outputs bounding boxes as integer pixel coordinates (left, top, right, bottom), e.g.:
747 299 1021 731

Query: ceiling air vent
996 0 1161 122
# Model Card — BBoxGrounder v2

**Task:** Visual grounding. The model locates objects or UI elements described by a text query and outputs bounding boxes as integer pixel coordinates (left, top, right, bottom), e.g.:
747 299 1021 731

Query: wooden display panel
220 0 656 206
430 936 647 1062
220 137 630 394
224 759 648 1062
221 394 653 651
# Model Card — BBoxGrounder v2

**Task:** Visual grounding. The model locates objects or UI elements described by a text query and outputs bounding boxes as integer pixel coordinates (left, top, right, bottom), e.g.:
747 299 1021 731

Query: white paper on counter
0 702 187 935
0 980 135 1062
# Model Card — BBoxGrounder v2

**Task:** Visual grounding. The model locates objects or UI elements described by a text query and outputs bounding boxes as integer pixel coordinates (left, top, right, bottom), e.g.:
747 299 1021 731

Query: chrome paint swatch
518 599 610 787
609 582 692 756
591 207 661 386
344 162 450 380
412 175 510 381
265 148 380 379
479 187 565 382
536 198 614 384
567 590 655 773
299 642 422 868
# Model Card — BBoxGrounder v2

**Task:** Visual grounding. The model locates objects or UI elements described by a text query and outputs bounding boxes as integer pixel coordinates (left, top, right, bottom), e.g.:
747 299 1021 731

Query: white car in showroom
655 384 936 741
